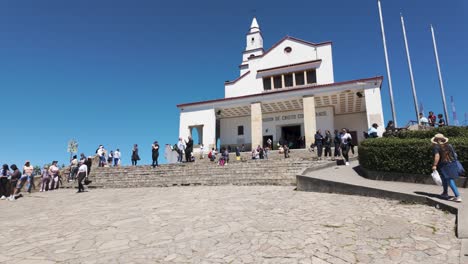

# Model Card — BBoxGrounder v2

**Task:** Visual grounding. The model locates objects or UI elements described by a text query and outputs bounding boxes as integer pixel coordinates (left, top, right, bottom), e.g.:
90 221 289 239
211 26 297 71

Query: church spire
250 17 260 33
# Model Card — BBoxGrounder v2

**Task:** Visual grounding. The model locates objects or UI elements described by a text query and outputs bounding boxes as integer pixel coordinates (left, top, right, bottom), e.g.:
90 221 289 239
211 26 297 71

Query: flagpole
377 0 398 127
400 13 419 122
430 25 450 126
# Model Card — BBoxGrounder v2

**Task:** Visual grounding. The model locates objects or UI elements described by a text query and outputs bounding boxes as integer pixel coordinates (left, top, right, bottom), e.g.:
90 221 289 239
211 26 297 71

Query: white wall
225 39 334 98
220 116 251 146
334 112 368 143
219 107 334 146
179 108 216 149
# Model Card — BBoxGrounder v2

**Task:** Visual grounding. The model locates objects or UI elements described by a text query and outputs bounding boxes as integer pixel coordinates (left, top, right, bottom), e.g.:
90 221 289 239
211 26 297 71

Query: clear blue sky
0 0 466 167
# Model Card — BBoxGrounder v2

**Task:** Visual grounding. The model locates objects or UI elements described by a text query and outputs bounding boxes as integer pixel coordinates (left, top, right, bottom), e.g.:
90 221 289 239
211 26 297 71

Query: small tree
67 139 79 161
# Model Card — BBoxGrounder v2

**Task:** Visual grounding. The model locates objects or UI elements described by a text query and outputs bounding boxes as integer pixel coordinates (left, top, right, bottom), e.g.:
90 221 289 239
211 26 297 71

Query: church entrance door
281 125 301 149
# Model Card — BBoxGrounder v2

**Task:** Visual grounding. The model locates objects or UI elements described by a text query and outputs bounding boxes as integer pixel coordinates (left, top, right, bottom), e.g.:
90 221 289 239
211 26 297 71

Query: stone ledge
359 167 467 188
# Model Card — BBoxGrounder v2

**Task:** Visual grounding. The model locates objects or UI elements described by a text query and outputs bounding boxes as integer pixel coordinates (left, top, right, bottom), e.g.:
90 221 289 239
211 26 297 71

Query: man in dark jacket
185 136 193 162
315 130 324 160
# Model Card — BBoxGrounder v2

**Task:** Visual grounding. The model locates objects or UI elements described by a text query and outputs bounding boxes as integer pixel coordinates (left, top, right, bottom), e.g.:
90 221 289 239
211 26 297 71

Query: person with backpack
431 133 462 202
208 148 216 162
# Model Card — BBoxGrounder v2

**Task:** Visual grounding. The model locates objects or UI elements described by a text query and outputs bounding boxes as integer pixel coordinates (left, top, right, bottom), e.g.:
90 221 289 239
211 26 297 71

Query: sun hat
431 133 449 144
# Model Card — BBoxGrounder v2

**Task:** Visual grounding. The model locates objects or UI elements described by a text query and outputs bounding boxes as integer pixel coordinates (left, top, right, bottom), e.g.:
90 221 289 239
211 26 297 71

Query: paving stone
0 186 460 263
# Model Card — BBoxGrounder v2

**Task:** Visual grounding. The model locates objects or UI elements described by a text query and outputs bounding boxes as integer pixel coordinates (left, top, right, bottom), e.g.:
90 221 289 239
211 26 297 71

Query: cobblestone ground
0 186 460 264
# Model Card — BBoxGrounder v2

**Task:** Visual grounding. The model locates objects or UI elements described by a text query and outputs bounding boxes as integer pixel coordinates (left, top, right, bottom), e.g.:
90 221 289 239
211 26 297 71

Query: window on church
238 126 244 136
295 72 305 86
284 74 293 87
273 76 282 89
263 77 271 90
307 70 317 84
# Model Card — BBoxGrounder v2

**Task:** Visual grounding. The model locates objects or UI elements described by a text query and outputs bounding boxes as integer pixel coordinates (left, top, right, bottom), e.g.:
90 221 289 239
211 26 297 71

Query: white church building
177 18 385 151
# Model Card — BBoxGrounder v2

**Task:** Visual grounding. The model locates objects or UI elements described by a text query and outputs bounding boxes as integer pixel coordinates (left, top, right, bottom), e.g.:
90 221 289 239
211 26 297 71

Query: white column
251 102 263 149
364 88 385 136
303 96 317 149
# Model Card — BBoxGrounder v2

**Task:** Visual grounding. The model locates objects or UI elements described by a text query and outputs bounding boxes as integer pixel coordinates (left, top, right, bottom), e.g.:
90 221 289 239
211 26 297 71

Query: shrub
384 126 468 139
359 136 468 175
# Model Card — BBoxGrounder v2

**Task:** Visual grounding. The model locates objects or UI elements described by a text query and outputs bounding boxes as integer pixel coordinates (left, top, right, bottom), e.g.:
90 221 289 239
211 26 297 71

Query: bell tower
243 17 264 62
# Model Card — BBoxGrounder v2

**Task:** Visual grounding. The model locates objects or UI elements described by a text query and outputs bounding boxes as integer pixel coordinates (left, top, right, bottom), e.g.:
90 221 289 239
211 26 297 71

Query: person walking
340 128 352 166
315 130 324 160
324 130 332 159
185 136 193 162
9 164 22 201
76 160 88 193
40 165 50 192
152 141 160 168
0 164 11 199
431 134 462 202
113 149 121 167
333 130 341 160
23 161 34 193
131 144 140 166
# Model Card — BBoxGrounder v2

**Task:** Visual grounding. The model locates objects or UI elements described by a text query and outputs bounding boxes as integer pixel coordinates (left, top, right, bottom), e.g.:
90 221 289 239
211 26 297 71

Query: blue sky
0 0 466 166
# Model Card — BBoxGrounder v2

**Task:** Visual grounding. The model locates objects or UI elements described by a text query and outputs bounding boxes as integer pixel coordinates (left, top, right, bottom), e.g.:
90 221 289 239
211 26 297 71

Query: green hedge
384 126 468 139
359 137 468 175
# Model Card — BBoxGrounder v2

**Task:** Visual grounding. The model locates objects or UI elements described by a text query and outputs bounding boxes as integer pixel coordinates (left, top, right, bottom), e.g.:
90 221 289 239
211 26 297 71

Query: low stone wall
359 167 467 188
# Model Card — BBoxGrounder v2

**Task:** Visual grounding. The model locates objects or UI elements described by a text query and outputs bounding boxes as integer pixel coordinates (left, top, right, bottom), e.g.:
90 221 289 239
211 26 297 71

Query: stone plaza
0 186 460 264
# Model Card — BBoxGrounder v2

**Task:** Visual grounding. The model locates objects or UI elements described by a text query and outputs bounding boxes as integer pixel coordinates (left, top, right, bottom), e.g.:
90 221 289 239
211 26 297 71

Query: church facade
177 18 385 151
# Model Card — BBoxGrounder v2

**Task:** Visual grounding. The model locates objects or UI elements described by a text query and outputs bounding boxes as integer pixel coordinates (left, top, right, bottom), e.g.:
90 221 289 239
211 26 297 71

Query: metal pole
400 14 420 122
377 0 398 127
431 25 450 126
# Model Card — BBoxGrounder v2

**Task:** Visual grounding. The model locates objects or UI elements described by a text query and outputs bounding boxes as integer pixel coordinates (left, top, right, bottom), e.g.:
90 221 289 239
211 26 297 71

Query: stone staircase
84 149 350 189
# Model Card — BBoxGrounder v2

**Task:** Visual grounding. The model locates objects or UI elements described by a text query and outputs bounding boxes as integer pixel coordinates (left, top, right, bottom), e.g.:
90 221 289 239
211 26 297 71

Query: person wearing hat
152 141 160 168
431 133 462 202
76 160 88 193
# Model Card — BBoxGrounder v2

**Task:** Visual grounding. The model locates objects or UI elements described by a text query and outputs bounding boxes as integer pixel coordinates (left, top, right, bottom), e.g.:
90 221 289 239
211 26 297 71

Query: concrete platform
296 160 468 262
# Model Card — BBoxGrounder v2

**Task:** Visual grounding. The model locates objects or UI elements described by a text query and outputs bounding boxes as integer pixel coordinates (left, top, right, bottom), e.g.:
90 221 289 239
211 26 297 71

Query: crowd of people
419 111 446 127
312 128 354 165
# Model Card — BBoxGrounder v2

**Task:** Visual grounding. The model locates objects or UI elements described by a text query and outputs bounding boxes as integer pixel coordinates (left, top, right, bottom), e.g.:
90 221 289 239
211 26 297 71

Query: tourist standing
315 130 324 160
428 111 436 127
185 136 193 162
0 164 10 199
131 144 140 166
283 144 290 158
199 144 205 159
107 151 114 167
438 114 446 127
431 134 462 202
113 149 121 167
241 144 245 152
69 155 78 182
333 130 341 160
177 138 185 163
48 161 60 190
76 160 88 193
340 128 352 166
152 141 160 168
97 145 105 167
23 161 34 193
419 113 429 126
324 130 332 159
40 165 50 192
